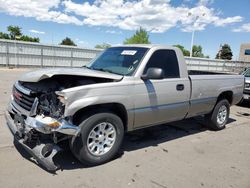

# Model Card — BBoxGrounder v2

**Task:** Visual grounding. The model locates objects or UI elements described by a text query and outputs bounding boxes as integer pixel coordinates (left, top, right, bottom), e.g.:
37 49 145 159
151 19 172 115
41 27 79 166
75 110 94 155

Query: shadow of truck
13 117 236 173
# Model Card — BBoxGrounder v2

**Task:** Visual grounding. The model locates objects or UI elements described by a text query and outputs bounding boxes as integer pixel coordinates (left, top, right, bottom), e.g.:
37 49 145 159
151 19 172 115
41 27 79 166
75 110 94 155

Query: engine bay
19 75 114 118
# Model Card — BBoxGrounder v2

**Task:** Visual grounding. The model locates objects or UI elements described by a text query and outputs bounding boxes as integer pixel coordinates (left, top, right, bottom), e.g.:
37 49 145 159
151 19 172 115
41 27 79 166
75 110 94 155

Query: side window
245 49 250 55
144 50 180 78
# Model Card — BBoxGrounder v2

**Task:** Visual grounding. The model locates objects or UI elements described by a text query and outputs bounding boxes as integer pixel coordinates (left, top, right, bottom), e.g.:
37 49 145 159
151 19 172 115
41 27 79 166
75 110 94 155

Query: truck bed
188 70 230 75
186 73 244 118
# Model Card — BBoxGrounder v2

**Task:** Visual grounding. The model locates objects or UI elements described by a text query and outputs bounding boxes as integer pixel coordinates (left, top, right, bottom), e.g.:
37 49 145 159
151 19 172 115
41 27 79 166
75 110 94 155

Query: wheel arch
72 103 128 131
216 90 233 105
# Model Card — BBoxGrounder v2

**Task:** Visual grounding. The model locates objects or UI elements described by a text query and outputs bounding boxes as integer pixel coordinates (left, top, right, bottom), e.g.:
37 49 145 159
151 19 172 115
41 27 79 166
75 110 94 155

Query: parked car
5 45 244 171
241 67 250 102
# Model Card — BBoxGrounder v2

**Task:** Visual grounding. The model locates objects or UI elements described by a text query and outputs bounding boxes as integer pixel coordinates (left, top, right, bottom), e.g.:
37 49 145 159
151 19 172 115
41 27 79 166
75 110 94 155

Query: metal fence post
41 46 43 67
222 60 225 72
70 49 73 67
6 42 9 67
232 61 234 72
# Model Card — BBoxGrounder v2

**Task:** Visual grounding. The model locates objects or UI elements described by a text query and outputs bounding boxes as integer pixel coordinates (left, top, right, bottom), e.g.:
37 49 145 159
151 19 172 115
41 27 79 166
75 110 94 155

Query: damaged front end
5 111 79 171
6 78 84 172
5 68 122 172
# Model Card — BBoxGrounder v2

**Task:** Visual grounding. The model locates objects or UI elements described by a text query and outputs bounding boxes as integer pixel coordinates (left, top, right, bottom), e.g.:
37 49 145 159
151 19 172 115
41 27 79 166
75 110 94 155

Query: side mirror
141 68 165 80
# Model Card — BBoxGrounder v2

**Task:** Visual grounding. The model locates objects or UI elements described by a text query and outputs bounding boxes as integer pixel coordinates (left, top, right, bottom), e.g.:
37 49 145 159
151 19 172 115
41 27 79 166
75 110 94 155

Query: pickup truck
241 67 250 101
5 45 244 171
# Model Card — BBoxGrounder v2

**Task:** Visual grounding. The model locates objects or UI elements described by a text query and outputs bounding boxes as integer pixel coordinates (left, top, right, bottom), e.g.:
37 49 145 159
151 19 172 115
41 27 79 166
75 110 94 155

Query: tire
70 113 124 166
205 99 230 131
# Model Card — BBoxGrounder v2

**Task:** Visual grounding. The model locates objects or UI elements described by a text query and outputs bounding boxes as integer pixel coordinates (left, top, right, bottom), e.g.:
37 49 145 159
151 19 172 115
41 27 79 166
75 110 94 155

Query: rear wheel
205 99 230 131
70 113 124 166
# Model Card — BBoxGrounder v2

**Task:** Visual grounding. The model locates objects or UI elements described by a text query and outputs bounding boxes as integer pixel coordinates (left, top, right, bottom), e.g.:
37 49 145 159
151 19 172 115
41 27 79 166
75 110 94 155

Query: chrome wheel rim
87 122 116 156
217 105 227 125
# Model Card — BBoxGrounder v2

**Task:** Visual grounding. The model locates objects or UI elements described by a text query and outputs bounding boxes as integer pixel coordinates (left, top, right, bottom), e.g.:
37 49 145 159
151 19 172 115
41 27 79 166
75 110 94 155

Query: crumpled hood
19 67 123 82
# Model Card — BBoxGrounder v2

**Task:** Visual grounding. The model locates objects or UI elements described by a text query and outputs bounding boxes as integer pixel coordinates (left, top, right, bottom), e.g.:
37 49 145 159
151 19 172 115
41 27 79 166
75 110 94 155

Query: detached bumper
5 111 62 172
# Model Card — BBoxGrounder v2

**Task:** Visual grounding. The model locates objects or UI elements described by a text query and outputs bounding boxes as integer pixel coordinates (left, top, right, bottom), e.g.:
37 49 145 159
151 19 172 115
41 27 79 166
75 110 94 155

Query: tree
191 45 209 58
7 25 22 39
215 45 221 59
95 43 111 49
20 35 39 43
174 44 190 56
0 25 40 42
0 32 10 39
192 45 203 57
124 27 150 44
60 37 76 46
216 44 233 60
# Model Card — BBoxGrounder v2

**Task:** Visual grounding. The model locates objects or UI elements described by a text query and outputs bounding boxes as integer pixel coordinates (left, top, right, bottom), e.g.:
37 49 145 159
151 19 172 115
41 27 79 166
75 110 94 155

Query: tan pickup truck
5 45 244 171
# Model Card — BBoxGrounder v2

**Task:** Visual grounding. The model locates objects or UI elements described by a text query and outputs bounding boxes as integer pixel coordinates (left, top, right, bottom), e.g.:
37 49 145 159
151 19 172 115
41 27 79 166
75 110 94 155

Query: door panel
133 78 190 128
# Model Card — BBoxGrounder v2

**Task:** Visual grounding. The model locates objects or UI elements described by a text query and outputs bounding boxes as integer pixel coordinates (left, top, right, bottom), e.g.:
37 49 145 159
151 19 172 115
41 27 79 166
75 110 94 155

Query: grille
243 89 250 95
13 86 35 111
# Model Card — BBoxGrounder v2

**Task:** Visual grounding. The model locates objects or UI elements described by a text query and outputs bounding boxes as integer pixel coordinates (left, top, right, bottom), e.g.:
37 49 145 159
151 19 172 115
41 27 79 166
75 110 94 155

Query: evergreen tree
216 44 233 60
60 37 76 46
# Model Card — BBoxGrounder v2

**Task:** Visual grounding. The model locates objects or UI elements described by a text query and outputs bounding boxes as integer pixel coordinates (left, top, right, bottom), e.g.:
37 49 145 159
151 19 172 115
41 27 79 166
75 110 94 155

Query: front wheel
205 99 230 131
70 113 124 166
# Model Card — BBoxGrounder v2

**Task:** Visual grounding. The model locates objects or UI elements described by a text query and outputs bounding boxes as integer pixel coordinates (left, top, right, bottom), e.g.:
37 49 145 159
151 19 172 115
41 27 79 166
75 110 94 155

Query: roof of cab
112 44 177 49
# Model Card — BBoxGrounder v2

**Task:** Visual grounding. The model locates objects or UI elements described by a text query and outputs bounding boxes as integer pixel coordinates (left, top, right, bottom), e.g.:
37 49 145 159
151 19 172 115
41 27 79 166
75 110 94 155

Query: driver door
133 49 190 128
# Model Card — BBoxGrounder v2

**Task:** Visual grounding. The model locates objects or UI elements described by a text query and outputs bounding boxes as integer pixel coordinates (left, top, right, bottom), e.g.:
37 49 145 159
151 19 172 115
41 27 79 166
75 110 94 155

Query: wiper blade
86 66 123 76
92 68 121 75
82 65 91 69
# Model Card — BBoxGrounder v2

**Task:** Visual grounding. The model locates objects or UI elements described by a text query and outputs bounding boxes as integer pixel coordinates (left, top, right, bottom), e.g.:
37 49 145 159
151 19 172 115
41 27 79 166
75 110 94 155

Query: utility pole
188 13 206 57
190 30 195 57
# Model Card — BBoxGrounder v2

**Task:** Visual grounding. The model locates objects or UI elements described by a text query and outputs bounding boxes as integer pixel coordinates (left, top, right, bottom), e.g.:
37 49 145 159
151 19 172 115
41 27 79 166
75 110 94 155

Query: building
239 43 250 62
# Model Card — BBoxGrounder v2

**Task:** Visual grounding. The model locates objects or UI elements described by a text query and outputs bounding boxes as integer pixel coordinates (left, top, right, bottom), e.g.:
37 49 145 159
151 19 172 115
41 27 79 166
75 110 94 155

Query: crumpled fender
64 95 131 117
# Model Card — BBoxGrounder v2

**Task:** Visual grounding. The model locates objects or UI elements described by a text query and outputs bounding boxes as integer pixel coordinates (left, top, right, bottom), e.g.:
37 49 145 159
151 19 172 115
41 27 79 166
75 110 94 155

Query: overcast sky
0 0 249 59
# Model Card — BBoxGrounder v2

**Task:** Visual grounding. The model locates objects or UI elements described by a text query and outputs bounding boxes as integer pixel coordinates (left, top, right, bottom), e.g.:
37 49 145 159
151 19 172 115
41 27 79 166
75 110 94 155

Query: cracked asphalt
0 67 250 188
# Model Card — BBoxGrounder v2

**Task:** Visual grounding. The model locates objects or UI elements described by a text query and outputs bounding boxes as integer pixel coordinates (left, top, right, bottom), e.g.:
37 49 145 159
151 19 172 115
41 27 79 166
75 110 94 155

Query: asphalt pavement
0 67 250 188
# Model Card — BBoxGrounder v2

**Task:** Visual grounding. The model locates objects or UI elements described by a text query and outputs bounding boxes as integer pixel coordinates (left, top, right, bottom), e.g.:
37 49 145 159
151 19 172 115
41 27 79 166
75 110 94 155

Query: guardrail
0 39 250 73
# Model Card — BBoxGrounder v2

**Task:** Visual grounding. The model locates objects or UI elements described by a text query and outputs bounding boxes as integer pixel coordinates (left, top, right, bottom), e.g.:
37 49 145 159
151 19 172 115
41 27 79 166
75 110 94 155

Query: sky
0 0 249 59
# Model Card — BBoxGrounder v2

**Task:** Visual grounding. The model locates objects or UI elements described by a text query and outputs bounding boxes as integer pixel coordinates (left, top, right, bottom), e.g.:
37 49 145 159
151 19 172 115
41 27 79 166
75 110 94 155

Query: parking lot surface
0 68 250 188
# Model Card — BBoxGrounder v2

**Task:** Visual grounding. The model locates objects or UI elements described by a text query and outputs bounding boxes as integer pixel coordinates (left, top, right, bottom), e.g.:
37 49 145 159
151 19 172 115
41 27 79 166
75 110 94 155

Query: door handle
176 84 184 91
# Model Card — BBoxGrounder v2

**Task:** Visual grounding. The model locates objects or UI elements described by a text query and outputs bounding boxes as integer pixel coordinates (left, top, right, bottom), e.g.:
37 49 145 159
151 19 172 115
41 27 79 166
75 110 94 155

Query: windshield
244 69 250 77
86 47 148 75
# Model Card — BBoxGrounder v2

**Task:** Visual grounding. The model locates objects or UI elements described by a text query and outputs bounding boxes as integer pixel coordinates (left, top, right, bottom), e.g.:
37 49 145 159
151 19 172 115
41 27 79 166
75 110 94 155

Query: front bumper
243 89 250 101
5 111 62 172
8 99 80 136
